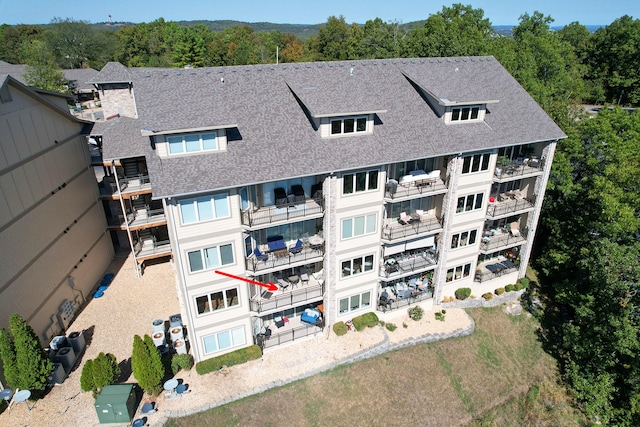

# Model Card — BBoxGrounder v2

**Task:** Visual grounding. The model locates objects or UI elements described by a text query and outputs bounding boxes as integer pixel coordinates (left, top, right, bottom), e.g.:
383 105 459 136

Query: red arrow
215 270 278 292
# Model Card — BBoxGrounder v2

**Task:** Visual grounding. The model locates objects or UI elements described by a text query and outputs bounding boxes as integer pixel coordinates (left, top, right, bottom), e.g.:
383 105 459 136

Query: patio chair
289 239 303 254
253 248 268 262
274 187 288 207
299 266 309 283
398 212 411 225
290 185 306 203
276 275 289 291
510 222 521 237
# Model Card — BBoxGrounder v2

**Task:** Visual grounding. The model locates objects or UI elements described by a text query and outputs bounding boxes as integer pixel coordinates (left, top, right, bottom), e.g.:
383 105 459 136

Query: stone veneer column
322 175 340 326
519 140 558 277
100 86 138 119
432 156 461 303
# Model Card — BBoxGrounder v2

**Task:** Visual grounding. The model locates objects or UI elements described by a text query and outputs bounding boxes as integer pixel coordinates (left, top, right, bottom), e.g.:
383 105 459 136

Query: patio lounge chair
253 248 268 262
274 187 288 207
510 222 521 237
289 239 303 254
290 184 306 203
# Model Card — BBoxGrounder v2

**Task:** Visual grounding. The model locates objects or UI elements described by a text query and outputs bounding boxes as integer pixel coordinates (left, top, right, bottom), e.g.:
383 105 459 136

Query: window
451 229 478 249
179 193 230 224
202 326 246 354
339 291 371 314
456 193 484 213
330 116 367 135
462 153 491 174
343 170 379 194
341 213 377 239
168 132 218 155
451 106 481 122
196 287 239 315
187 243 234 272
446 263 472 282
341 255 374 278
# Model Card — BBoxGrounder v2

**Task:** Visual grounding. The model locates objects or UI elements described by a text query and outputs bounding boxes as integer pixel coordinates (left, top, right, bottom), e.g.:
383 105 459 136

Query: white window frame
330 116 368 136
341 254 375 278
341 213 377 240
202 326 246 355
187 243 234 273
339 291 372 314
195 287 240 316
449 105 481 123
168 131 218 155
456 192 484 213
179 193 230 225
446 263 472 282
451 229 478 250
461 153 491 174
342 170 379 195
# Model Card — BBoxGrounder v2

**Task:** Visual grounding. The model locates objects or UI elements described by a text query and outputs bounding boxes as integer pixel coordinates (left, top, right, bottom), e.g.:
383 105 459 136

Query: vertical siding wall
0 85 112 340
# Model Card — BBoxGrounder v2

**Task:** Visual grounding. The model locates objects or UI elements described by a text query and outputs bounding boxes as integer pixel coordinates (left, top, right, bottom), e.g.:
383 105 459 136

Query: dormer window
451 105 481 122
330 116 368 135
168 132 218 155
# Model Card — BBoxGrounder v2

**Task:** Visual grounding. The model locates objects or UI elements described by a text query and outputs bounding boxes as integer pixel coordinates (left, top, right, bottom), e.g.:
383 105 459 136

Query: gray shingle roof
93 56 566 199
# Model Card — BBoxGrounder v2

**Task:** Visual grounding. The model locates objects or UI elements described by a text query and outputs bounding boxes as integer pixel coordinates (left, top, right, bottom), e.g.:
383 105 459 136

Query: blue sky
0 0 638 26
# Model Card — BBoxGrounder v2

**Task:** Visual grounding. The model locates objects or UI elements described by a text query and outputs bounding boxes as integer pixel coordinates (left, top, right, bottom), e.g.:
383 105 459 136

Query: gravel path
0 257 473 426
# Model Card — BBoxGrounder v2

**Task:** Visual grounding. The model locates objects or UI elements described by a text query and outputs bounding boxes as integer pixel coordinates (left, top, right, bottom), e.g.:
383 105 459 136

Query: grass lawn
166 307 584 427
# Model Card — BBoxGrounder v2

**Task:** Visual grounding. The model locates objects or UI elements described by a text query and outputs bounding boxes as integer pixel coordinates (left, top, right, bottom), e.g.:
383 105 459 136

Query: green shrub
131 334 164 395
482 292 494 301
408 306 424 321
352 312 379 331
333 321 348 336
80 359 95 394
435 310 446 321
518 277 530 288
385 323 397 332
514 282 524 291
495 287 505 295
455 287 472 300
505 284 516 292
441 309 446 314
171 353 194 375
195 345 262 375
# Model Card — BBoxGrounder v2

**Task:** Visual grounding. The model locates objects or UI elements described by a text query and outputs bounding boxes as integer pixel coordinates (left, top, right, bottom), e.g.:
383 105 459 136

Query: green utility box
94 384 136 424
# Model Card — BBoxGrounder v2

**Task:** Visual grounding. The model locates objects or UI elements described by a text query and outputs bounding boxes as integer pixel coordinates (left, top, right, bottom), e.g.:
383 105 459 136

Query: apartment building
0 75 113 341
89 57 566 362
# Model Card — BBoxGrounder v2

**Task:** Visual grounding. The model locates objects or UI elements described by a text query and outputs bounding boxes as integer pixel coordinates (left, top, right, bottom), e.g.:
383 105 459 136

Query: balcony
241 197 324 228
377 280 434 313
106 212 135 230
382 214 443 242
486 197 534 219
129 207 167 230
480 229 527 253
384 177 448 202
250 275 324 313
99 175 153 199
256 315 324 350
494 158 544 182
475 259 519 283
246 242 324 274
380 248 437 281
134 238 172 261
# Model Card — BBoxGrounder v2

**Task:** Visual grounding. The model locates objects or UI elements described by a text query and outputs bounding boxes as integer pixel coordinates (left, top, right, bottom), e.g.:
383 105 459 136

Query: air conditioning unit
48 362 66 385
67 331 86 355
55 347 76 372
151 318 165 333
170 326 183 343
174 339 187 355
152 331 165 347
169 313 182 328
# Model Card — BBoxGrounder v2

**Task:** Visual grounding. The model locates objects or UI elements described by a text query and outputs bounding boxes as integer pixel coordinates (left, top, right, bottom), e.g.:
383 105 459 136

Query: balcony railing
381 250 437 280
241 197 324 227
134 238 171 259
129 207 166 229
494 159 544 181
246 244 324 273
377 289 433 313
475 260 519 283
486 198 534 218
120 175 152 193
382 215 443 242
385 179 448 200
250 282 324 313
106 212 135 229
257 322 324 350
480 230 527 252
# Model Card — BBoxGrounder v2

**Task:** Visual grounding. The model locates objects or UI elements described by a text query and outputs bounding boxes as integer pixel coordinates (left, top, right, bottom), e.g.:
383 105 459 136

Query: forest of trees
1 4 639 425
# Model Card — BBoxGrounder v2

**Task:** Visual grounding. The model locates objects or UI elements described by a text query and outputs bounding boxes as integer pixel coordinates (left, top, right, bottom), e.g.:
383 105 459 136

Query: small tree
131 334 164 395
9 314 52 393
0 328 19 388
92 352 120 394
80 359 95 394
